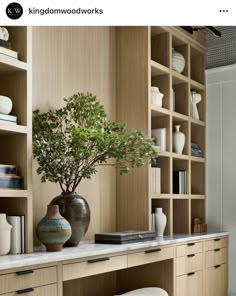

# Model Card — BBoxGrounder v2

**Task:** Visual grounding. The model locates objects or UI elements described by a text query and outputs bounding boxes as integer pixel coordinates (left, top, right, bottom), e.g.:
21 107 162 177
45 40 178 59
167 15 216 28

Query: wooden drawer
128 246 174 268
206 247 227 268
176 253 203 276
63 255 127 281
176 270 203 296
0 266 57 294
3 284 57 296
176 241 203 257
205 237 227 251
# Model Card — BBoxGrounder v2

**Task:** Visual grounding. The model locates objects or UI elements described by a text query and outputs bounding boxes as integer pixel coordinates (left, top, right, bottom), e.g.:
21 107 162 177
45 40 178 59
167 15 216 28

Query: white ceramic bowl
151 87 164 107
172 49 185 73
0 96 13 115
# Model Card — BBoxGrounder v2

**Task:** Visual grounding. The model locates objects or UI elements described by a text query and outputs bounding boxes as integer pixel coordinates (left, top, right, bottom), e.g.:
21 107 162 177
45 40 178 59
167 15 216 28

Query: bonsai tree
33 92 158 193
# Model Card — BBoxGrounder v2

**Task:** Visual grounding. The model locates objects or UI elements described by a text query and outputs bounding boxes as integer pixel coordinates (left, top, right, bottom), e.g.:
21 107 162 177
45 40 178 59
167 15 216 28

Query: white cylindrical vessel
0 213 12 255
173 125 185 154
155 208 167 237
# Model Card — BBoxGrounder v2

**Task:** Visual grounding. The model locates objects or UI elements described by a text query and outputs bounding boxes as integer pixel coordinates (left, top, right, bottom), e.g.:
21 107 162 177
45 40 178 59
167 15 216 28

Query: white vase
172 48 185 74
173 125 185 154
155 208 167 237
0 96 13 115
151 87 164 107
191 92 202 120
0 214 12 255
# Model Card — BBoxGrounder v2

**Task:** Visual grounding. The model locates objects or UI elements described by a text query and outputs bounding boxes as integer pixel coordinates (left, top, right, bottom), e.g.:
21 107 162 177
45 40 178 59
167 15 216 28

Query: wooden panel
176 270 203 296
0 267 57 294
63 272 116 296
63 255 127 281
176 241 203 257
128 246 174 267
117 260 174 296
32 27 116 244
116 27 149 231
206 264 228 296
205 237 227 251
176 253 203 276
4 284 57 296
205 248 227 268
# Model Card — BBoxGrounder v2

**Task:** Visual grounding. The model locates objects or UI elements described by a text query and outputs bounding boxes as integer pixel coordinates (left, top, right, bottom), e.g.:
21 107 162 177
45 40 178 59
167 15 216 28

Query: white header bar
0 0 235 25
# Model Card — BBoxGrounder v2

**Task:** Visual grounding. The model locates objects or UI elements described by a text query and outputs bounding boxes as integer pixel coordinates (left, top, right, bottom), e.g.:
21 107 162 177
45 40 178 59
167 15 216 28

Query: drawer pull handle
187 272 195 276
187 254 195 257
214 238 221 241
214 248 221 252
145 248 161 254
187 243 195 246
16 270 34 276
214 265 221 268
16 288 34 294
88 257 110 263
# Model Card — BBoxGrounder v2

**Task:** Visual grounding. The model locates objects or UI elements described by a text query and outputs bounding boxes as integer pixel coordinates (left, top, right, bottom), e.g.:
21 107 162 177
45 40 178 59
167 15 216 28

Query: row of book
151 167 161 193
173 170 187 194
0 113 17 125
7 215 25 254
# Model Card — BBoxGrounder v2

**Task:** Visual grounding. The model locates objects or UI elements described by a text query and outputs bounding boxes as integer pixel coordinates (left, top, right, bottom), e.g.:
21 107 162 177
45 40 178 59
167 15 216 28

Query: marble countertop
0 232 229 271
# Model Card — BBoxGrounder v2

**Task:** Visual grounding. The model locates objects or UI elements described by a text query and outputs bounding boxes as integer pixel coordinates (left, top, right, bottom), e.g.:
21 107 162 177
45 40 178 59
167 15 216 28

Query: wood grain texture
32 27 116 244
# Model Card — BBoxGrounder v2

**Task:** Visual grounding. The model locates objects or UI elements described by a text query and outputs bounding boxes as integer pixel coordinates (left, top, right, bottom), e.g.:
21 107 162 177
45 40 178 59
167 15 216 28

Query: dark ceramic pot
50 192 90 246
36 204 72 251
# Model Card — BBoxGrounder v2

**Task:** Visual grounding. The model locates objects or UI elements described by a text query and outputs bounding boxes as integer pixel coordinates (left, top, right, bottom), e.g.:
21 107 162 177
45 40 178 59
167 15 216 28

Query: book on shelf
173 170 187 194
0 113 17 122
6 215 24 254
151 128 166 152
0 46 18 59
151 167 161 193
0 119 17 125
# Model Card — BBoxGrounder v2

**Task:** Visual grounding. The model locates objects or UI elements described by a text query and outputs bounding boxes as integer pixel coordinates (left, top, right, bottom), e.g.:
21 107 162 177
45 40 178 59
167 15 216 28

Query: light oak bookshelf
0 26 32 252
116 26 206 236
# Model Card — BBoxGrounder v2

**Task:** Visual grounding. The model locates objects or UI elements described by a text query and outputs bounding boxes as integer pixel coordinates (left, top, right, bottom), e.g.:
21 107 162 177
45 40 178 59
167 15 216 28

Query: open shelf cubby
172 35 189 78
190 46 205 84
191 123 205 158
151 74 171 110
151 114 170 152
191 161 205 195
152 156 171 194
151 29 170 68
173 199 189 233
152 198 171 236
172 117 189 156
172 82 189 116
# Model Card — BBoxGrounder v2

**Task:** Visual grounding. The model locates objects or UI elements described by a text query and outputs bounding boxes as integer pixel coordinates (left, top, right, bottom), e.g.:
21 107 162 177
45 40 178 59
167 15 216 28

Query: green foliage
33 92 158 192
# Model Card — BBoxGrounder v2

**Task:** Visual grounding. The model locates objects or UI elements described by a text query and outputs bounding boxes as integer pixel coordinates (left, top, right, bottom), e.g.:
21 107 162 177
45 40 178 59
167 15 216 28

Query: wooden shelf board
172 194 189 199
191 118 205 127
190 156 205 163
151 60 170 76
151 26 168 36
0 189 28 198
190 79 205 91
190 195 205 200
172 71 189 85
151 194 171 199
0 124 28 135
158 151 171 158
151 105 170 117
0 55 28 74
172 111 189 122
172 152 189 160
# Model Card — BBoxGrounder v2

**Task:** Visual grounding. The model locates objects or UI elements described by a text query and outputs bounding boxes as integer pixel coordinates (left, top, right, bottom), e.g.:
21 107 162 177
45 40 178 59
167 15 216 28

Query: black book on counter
95 230 156 244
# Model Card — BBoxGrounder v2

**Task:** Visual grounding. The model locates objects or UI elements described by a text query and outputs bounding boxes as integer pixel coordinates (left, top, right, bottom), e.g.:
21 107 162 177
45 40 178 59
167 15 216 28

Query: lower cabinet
206 264 228 296
176 270 203 296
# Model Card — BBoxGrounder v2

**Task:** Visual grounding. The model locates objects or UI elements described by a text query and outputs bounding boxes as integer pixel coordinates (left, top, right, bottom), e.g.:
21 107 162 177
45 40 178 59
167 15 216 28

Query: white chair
116 287 168 295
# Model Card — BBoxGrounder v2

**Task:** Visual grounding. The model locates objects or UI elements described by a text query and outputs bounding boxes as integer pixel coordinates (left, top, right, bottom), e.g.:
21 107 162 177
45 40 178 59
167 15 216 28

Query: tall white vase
0 214 12 255
173 125 185 154
155 208 167 237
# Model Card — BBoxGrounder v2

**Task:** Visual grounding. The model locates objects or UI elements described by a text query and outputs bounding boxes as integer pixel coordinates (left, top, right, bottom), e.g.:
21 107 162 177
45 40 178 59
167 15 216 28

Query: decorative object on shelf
190 91 202 120
173 125 185 154
0 96 13 115
191 217 207 233
0 113 17 125
172 48 185 74
0 175 22 189
173 170 187 194
0 46 18 59
154 208 167 237
0 213 12 255
6 216 24 254
33 92 157 246
172 88 176 111
0 164 17 175
151 128 166 151
191 143 202 157
0 27 9 42
36 204 72 251
151 167 161 193
151 86 164 107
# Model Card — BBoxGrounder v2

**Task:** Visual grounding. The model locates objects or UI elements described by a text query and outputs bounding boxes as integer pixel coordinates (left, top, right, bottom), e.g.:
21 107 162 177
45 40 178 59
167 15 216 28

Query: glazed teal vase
36 204 72 251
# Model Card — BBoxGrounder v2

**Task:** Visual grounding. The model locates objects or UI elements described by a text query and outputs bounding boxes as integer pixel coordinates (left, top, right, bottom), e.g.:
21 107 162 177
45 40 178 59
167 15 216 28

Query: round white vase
172 48 185 74
0 96 13 115
173 125 185 154
0 213 12 255
155 208 167 237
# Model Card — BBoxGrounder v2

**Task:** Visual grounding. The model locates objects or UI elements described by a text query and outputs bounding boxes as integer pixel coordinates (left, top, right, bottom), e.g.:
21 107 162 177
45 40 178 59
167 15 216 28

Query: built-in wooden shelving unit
116 26 206 236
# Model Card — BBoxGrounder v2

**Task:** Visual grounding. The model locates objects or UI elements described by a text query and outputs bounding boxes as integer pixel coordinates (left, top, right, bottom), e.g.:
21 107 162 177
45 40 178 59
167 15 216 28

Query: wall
207 64 236 296
32 27 116 243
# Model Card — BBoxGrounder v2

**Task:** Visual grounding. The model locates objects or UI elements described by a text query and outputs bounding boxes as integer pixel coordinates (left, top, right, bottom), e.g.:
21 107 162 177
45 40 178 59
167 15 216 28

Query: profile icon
6 2 23 20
